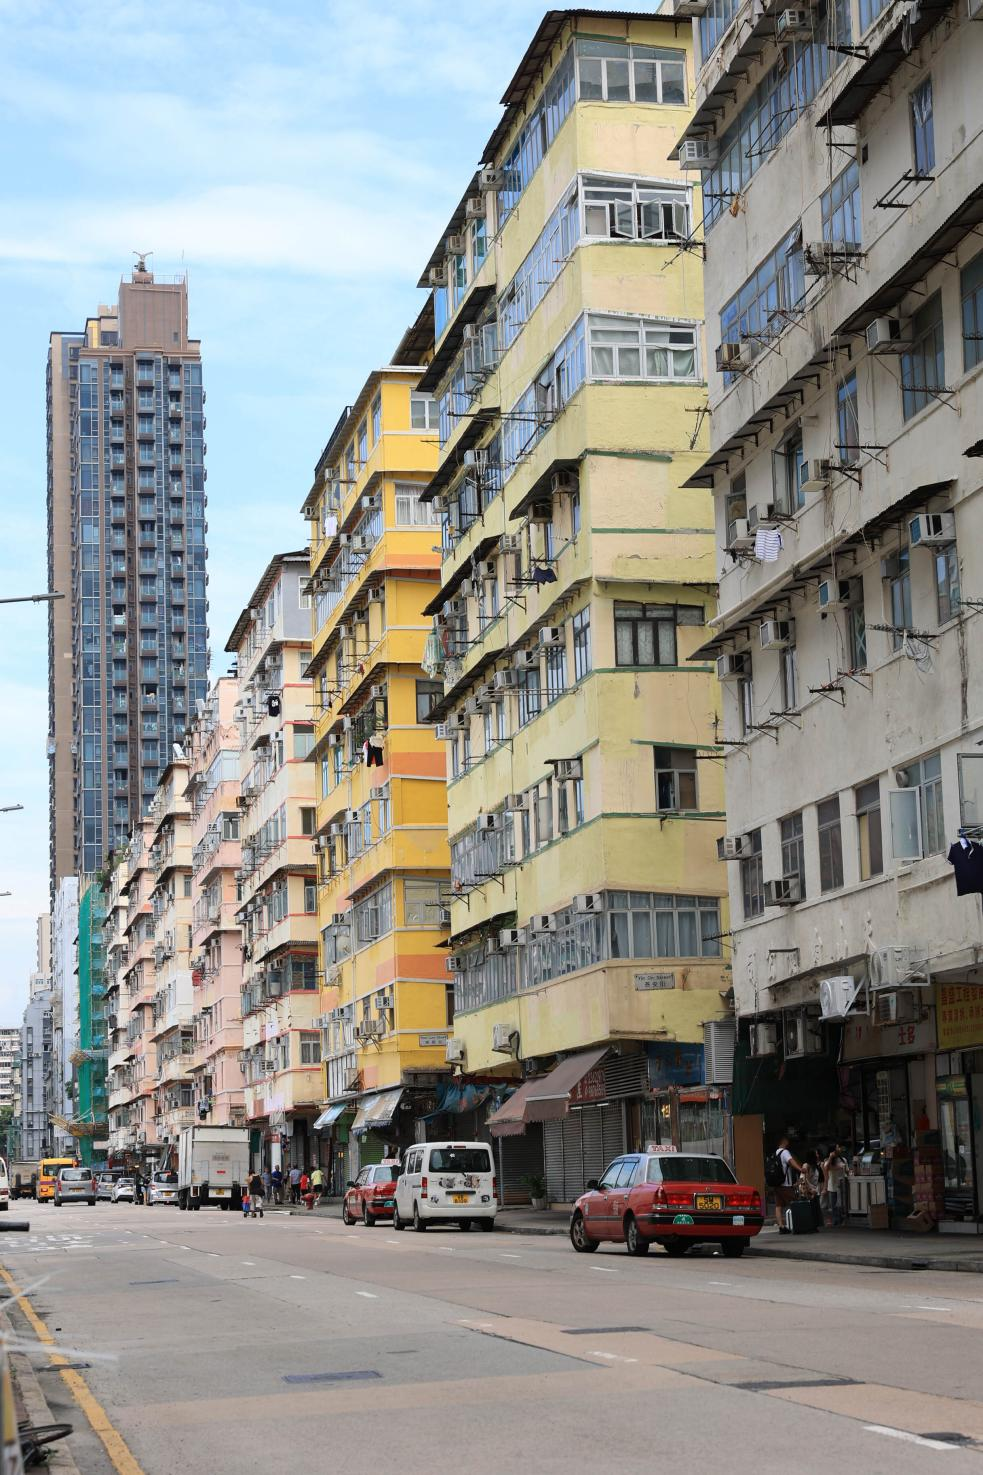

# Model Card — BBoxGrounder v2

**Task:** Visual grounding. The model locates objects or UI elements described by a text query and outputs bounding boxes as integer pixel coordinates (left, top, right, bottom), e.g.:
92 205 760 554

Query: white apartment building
0 1028 20 1113
677 0 983 1228
52 876 79 1151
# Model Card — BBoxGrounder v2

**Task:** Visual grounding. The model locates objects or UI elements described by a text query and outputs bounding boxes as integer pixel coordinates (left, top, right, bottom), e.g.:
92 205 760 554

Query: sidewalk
283 1199 983 1272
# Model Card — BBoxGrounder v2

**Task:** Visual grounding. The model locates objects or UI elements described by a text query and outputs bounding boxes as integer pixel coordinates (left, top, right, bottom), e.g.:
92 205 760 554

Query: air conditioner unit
704 1019 736 1085
679 138 718 168
449 711 468 731
477 812 501 832
332 912 349 927
356 1018 384 1040
513 649 539 670
865 316 910 354
341 808 359 824
759 618 794 650
671 0 711 14
765 875 801 905
819 974 861 1020
438 908 452 927
446 233 466 255
717 651 750 681
480 561 497 583
551 470 578 496
474 685 494 710
428 264 449 287
327 732 341 748
716 341 746 371
725 518 754 553
479 166 503 190
494 669 520 691
368 586 385 602
504 792 527 811
499 927 524 947
876 989 919 1025
801 459 832 493
747 503 778 531
538 626 562 648
491 1022 518 1054
909 511 956 548
776 6 813 36
434 723 453 741
717 834 750 860
445 954 465 974
869 945 917 990
445 1038 467 1064
342 715 352 731
783 1011 823 1059
499 533 522 554
377 994 394 1010
818 578 854 610
529 913 556 934
573 892 602 914
750 1021 778 1057
465 196 486 220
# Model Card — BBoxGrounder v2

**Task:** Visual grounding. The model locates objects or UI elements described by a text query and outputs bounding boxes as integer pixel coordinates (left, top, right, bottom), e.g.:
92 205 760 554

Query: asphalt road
4 1202 983 1474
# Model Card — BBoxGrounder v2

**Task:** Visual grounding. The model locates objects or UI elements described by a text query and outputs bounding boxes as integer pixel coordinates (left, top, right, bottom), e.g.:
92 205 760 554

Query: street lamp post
0 593 63 605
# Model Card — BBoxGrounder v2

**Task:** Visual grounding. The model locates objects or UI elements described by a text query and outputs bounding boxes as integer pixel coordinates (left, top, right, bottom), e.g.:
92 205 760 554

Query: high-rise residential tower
47 261 209 885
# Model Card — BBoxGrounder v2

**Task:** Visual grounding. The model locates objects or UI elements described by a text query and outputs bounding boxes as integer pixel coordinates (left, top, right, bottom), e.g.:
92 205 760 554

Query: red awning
523 1048 609 1123
486 1078 541 1138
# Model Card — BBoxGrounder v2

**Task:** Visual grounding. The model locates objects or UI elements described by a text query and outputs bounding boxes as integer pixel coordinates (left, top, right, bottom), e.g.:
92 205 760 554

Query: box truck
177 1125 249 1211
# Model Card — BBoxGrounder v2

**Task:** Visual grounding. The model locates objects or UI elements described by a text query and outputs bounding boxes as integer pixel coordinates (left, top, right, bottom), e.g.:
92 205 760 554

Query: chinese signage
936 983 983 1051
569 1065 607 1105
634 971 675 991
419 1033 450 1048
841 1007 934 1062
647 1042 705 1089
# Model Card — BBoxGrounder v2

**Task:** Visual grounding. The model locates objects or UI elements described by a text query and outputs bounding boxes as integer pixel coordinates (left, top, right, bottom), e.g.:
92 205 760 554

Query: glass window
885 547 912 650
614 602 676 666
589 314 697 381
395 483 437 526
889 753 944 859
404 878 442 927
780 812 805 895
848 595 867 671
572 607 592 679
780 641 798 712
517 665 541 727
416 680 443 723
856 779 883 880
720 227 806 373
837 372 860 464
960 250 983 373
738 673 754 738
821 162 861 248
357 420 368 465
544 643 566 703
935 543 960 624
299 1031 321 1065
818 796 844 892
648 1155 736 1183
901 291 944 420
293 725 314 760
410 392 438 431
371 394 382 443
911 77 935 175
655 748 698 811
606 891 721 960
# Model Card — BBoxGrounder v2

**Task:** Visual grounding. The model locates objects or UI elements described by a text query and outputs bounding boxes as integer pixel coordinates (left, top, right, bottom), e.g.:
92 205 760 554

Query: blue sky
0 0 663 1023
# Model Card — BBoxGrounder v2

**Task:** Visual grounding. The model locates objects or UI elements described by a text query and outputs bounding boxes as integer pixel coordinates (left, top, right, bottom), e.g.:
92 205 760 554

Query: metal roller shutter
497 1126 545 1203
543 1105 627 1201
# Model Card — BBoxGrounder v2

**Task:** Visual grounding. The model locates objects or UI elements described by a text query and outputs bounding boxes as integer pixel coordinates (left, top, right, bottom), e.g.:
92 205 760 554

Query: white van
393 1141 497 1232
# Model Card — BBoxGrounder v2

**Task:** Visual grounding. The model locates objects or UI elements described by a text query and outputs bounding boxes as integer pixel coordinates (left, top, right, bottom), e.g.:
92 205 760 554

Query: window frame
855 778 883 880
780 811 805 895
817 795 844 892
654 747 698 812
911 76 935 177
740 829 765 919
614 601 677 667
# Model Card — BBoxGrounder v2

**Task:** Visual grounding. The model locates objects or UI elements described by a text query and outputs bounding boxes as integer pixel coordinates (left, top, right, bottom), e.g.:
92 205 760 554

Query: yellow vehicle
36 1158 77 1202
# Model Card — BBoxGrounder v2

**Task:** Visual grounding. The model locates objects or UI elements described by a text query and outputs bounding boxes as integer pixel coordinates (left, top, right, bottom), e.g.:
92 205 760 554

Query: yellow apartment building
303 368 452 1185
227 554 321 1174
416 9 728 1199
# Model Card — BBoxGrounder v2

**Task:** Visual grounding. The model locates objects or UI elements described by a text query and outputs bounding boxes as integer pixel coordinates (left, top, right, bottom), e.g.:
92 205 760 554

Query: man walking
311 1163 325 1199
289 1164 301 1204
248 1169 265 1219
771 1134 803 1232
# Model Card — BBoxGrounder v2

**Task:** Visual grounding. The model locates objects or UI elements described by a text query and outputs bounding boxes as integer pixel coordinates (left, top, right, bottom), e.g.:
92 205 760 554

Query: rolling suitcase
785 1198 817 1234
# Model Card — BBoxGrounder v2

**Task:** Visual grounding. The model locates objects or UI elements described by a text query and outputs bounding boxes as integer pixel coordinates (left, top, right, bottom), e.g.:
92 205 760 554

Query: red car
342 1161 401 1225
570 1149 763 1258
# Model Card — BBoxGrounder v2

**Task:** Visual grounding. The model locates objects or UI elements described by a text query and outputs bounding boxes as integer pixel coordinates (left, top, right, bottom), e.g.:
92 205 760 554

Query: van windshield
59 1169 91 1182
429 1148 492 1173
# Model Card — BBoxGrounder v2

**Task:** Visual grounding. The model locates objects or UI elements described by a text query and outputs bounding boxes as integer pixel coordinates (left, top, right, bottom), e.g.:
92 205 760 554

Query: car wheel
392 1204 405 1231
54 1198 61 1207
663 1239 689 1258
569 1212 599 1253
362 1201 374 1226
342 1199 355 1226
88 1199 95 1207
480 1218 494 1232
459 1218 473 1231
220 1202 228 1211
625 1215 649 1257
413 1203 427 1232
720 1238 749 1258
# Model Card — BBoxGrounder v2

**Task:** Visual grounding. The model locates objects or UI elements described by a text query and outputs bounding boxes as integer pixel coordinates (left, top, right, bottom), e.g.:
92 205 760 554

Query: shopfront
935 982 983 1232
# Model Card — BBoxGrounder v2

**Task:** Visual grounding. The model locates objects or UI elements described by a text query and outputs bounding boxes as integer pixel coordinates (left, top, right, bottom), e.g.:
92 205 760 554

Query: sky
0 0 664 1025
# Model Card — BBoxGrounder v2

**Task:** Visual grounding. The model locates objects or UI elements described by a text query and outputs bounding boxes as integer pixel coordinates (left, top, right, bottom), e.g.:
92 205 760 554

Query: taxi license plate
695 1194 723 1211
451 1193 469 1204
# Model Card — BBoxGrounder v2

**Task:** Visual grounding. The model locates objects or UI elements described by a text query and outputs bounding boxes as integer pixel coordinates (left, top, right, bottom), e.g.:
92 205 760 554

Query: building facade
679 0 983 1225
0 1029 21 1114
186 677 245 1129
227 554 320 1173
52 876 79 1151
74 878 109 1165
414 9 727 1199
107 818 161 1164
20 989 55 1163
304 369 452 1185
147 761 195 1148
47 261 208 887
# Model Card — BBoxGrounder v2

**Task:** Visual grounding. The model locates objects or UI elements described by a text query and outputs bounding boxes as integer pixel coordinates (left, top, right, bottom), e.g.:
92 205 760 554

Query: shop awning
420 1082 493 1121
487 1078 542 1138
312 1103 351 1132
523 1048 610 1123
351 1088 404 1137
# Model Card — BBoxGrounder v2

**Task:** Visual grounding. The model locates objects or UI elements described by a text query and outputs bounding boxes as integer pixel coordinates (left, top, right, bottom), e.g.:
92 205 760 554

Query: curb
746 1243 983 1274
0 1305 82 1475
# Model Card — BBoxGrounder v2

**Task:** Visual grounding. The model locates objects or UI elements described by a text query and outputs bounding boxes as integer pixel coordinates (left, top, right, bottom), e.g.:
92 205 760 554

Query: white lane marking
385 1239 399 1245
500 1253 521 1259
589 1351 639 1363
355 1291 378 1299
590 1266 618 1273
865 1426 958 1451
242 1262 255 1266
289 1274 305 1280
207 1252 220 1258
914 1305 951 1312
708 1281 733 1286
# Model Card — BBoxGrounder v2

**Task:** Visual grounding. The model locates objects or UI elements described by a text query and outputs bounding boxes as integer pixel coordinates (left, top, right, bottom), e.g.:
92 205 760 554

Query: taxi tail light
652 1186 694 1208
726 1189 761 1211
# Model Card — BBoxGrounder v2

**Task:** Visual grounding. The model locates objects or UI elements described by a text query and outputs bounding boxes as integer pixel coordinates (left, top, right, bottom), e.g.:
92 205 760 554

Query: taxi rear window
372 1166 398 1183
647 1156 736 1184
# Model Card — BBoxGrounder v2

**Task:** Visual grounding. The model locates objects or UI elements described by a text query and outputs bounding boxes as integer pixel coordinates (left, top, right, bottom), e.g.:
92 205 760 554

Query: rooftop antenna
133 249 153 273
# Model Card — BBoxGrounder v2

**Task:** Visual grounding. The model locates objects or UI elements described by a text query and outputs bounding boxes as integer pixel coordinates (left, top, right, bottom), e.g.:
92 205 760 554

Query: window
517 665 541 727
856 779 883 880
572 607 592 679
581 176 689 242
303 881 317 914
607 891 721 960
615 602 676 666
884 547 912 650
395 483 437 526
848 585 867 670
738 673 755 737
935 543 960 624
300 806 316 837
293 725 314 760
780 640 798 711
961 250 983 373
818 796 844 892
655 748 697 811
576 39 686 105
589 314 697 381
901 292 944 420
353 882 394 948
911 77 935 175
470 216 487 275
416 680 443 723
821 162 861 248
741 829 765 919
544 643 566 703
890 753 944 859
776 431 807 513
720 227 806 367
371 394 381 443
837 372 860 465
410 393 438 431
299 1031 321 1066
725 473 748 547
357 420 368 466
780 812 805 894
404 878 442 927
498 188 579 350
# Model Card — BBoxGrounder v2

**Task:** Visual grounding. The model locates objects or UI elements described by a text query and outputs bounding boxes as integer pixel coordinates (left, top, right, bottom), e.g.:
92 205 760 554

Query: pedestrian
311 1163 325 1199
133 1170 143 1206
241 1183 251 1219
248 1170 265 1219
766 1134 803 1233
301 1169 316 1212
289 1164 301 1204
261 1166 272 1204
799 1149 823 1228
823 1143 847 1227
271 1165 283 1204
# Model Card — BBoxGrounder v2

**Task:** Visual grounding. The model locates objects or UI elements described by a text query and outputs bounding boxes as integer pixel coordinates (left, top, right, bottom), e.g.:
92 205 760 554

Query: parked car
112 1178 136 1203
569 1150 764 1258
53 1167 97 1207
147 1171 179 1206
393 1141 497 1232
96 1173 118 1202
342 1161 400 1225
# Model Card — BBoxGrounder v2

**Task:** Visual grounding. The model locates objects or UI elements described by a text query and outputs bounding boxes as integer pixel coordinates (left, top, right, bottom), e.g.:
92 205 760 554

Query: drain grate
735 1377 862 1392
563 1326 649 1336
282 1370 381 1385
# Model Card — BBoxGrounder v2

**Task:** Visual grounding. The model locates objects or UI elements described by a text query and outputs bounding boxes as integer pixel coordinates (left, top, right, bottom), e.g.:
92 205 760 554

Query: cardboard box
868 1203 890 1230
901 1207 936 1233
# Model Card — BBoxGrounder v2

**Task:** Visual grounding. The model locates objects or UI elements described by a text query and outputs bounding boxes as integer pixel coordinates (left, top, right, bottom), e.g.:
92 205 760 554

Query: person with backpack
765 1135 802 1232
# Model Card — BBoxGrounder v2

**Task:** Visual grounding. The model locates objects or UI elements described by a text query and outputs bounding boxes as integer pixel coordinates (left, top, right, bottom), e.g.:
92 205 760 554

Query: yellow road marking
0 1262 146 1475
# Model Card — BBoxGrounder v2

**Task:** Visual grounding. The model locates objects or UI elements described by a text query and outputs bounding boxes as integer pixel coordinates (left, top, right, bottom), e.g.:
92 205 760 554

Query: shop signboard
568 1065 607 1105
935 983 983 1051
841 1009 934 1062
647 1041 705 1088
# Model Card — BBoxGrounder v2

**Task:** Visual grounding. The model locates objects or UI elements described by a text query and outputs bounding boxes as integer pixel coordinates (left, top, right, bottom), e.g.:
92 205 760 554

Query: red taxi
570 1149 763 1258
342 1161 401 1225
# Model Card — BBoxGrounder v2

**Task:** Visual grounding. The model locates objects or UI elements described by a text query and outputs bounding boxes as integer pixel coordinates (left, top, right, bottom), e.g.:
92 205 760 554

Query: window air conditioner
504 792 527 811
342 715 352 731
679 138 718 168
716 341 746 371
783 1011 823 1059
764 875 801 905
491 1022 518 1054
341 808 358 824
329 822 344 836
819 975 860 1019
369 684 384 700
369 785 386 801
800 459 832 493
479 166 503 190
538 626 563 647
481 561 497 582
573 892 602 913
449 711 468 730
876 989 919 1026
529 913 557 933
759 618 794 650
499 533 522 553
776 7 813 36
499 927 525 947
750 1021 778 1057
465 196 486 220
445 1038 467 1064
554 757 583 780
909 511 956 548
434 723 453 741
438 907 452 927
513 649 539 670
494 669 520 691
428 264 449 287
716 651 750 681
316 835 330 851
446 234 466 255
477 812 501 832
368 586 384 602
868 945 917 989
475 685 494 710
865 316 910 354
725 518 754 553
747 503 778 531
445 954 465 974
716 834 750 860
551 469 578 496
818 578 853 610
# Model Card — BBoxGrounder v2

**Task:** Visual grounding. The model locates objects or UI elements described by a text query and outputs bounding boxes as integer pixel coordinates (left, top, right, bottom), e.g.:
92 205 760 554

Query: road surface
3 1201 983 1473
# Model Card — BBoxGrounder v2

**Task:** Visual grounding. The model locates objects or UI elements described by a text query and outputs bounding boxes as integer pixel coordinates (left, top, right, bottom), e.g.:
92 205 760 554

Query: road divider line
864 1425 958 1451
0 1262 147 1475
355 1291 378 1299
590 1266 618 1273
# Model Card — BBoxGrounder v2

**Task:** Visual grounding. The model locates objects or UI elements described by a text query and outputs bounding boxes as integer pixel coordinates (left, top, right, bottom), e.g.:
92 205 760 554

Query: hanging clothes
754 528 783 562
531 566 557 586
266 693 282 717
947 837 983 896
365 742 384 768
